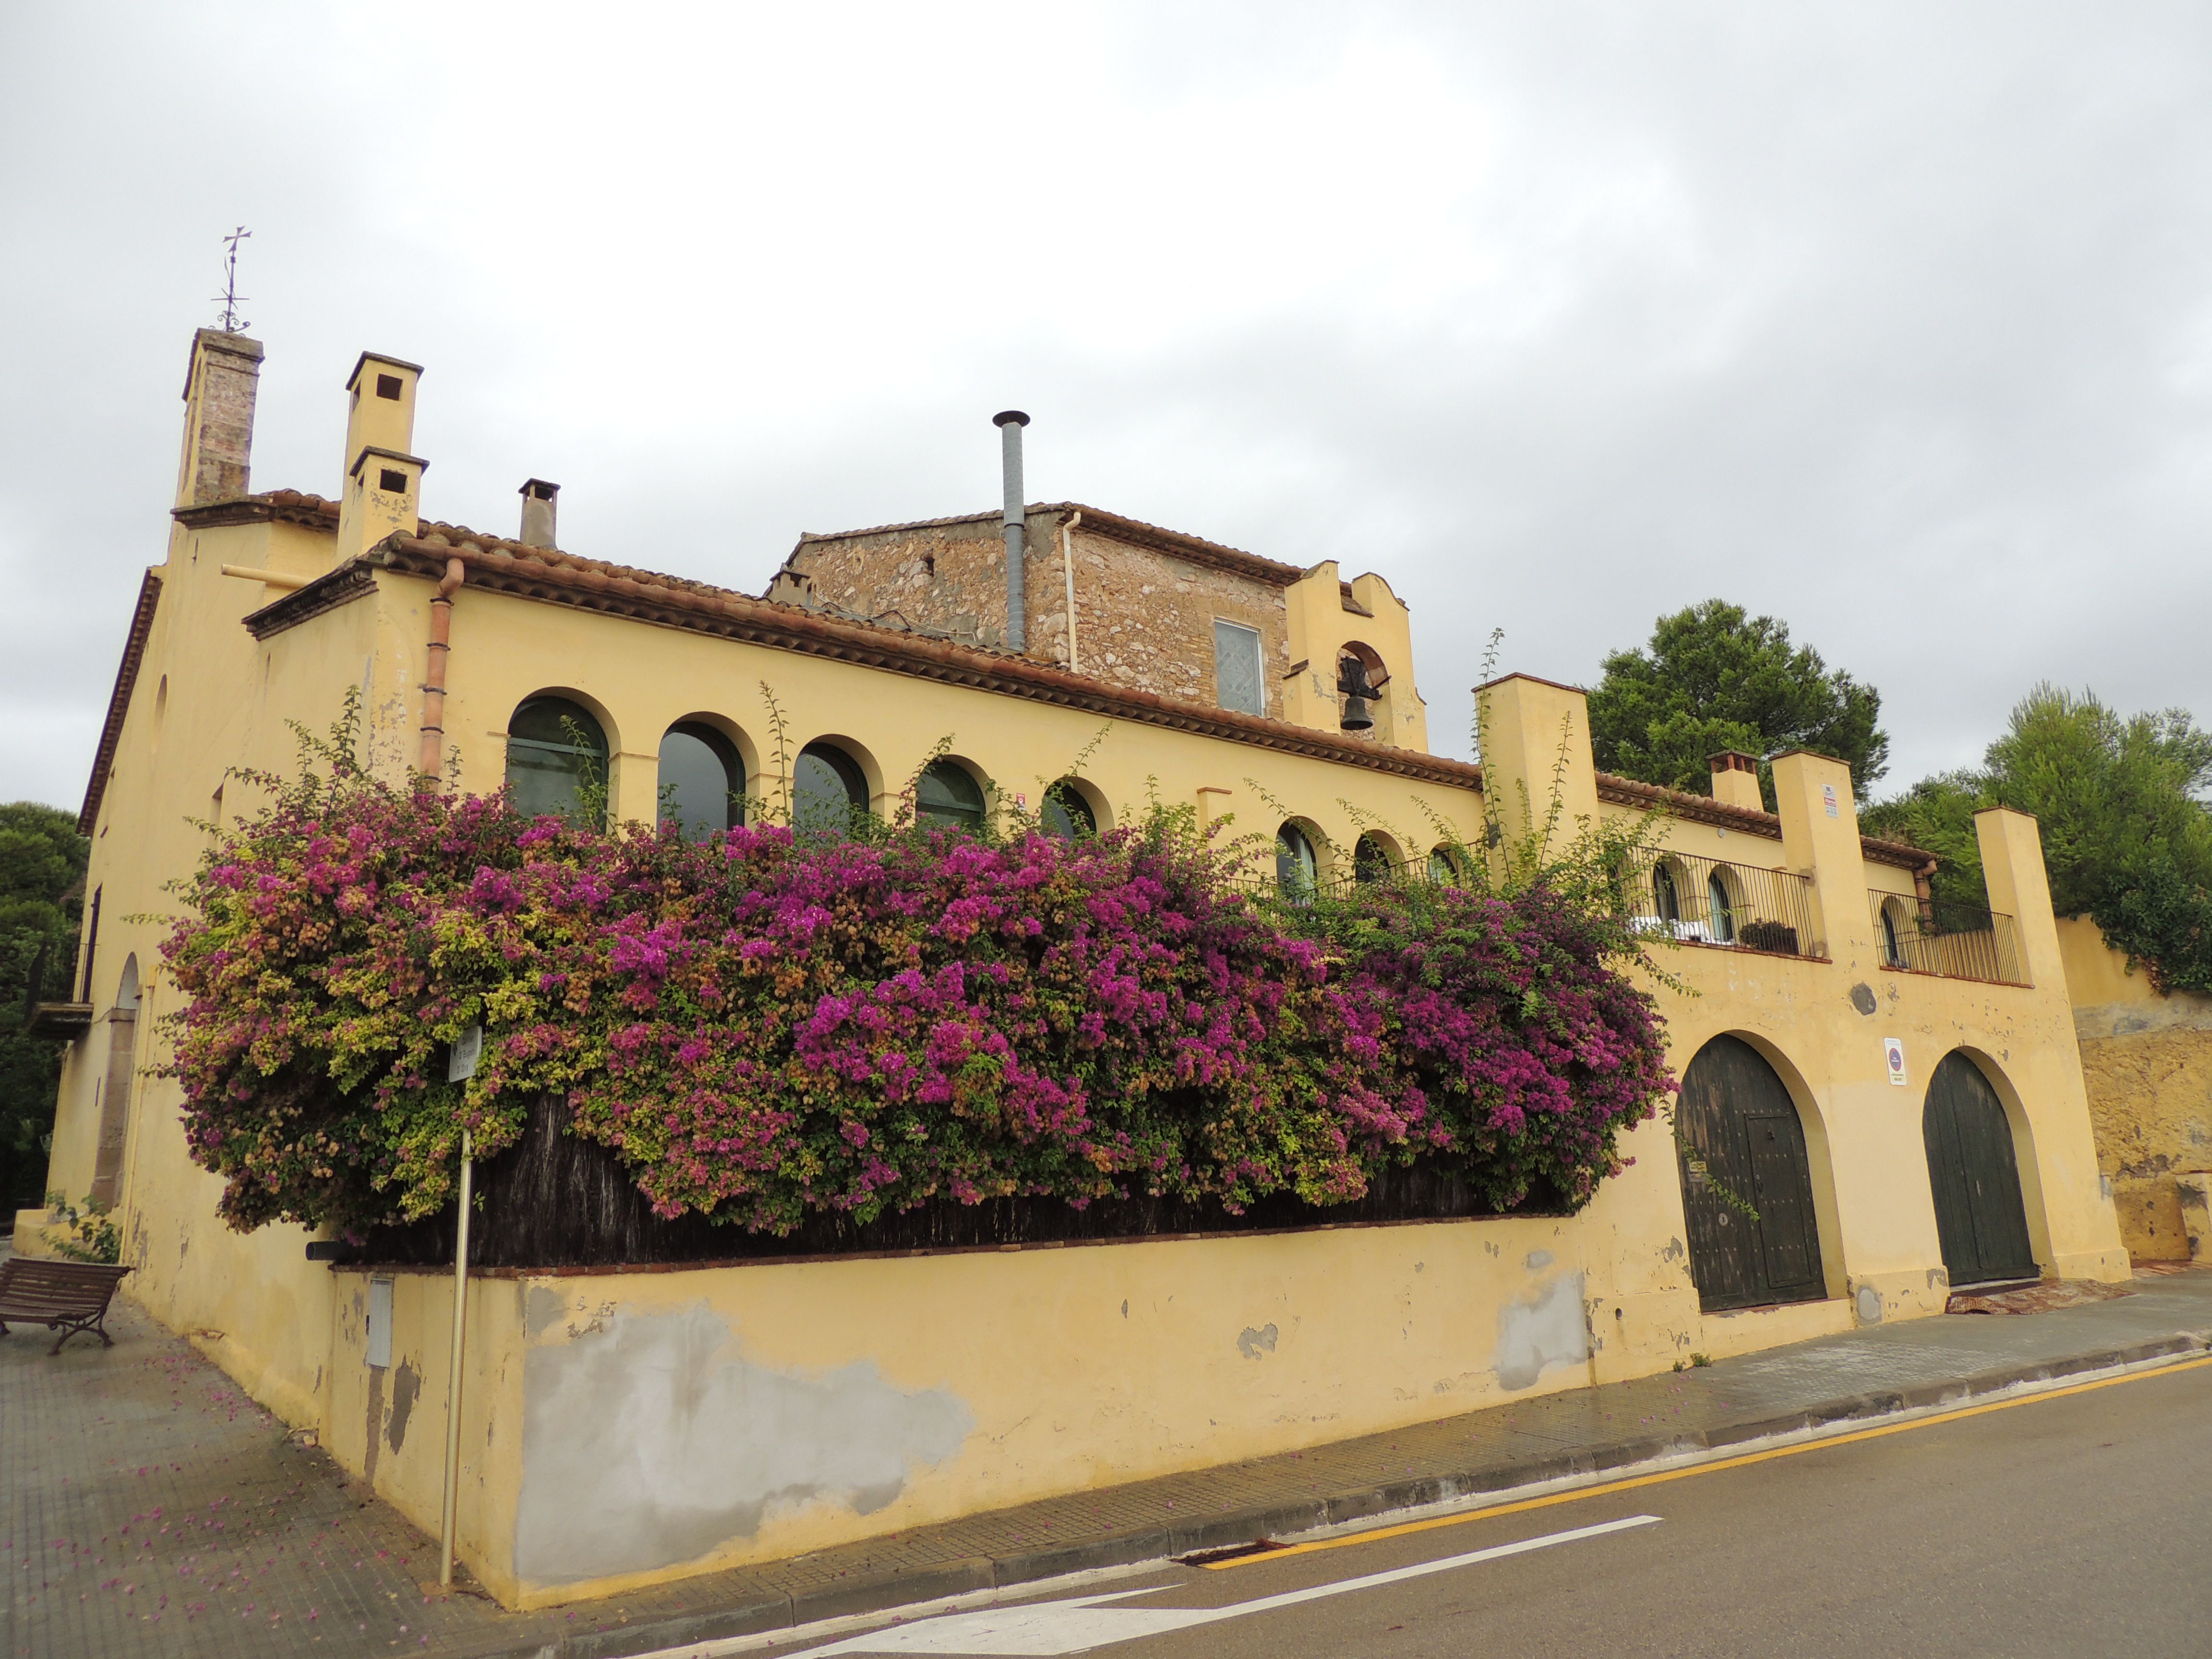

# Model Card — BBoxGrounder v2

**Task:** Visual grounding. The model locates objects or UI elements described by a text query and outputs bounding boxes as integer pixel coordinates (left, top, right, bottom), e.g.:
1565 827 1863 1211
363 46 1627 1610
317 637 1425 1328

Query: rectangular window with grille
1214 619 1265 716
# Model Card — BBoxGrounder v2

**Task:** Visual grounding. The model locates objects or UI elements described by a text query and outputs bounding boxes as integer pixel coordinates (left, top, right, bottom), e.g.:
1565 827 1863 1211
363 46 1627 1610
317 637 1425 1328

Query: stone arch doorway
1923 1051 2039 1287
1676 1034 1827 1311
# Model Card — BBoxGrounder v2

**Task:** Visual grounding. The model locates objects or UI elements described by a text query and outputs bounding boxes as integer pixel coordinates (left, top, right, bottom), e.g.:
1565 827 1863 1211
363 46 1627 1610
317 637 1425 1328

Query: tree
1862 685 2212 993
1587 600 1890 808
0 802 88 1210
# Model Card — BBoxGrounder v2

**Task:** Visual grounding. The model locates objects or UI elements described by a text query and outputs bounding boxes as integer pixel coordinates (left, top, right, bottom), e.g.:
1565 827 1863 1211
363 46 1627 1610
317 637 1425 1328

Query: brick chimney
337 351 426 561
173 328 264 508
1709 749 1766 813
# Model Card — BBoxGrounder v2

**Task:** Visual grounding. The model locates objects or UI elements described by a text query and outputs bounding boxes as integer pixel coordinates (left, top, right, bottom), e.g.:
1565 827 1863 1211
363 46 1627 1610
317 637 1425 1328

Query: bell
1338 656 1376 731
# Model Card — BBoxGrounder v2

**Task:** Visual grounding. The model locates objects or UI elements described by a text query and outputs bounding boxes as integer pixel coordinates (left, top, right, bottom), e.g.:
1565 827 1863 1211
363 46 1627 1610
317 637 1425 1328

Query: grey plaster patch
514 1303 974 1586
1523 1250 1554 1271
386 1359 421 1452
1236 1323 1279 1360
525 1284 567 1337
1495 1270 1588 1391
1855 1285 1886 1325
1850 982 1878 1016
362 1366 385 1486
1661 1236 1687 1263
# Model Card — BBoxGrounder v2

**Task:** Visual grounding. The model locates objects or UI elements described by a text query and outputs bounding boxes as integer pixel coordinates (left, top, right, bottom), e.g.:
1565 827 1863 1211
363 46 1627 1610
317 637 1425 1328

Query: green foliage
41 1189 120 1263
1863 685 2212 994
158 698 1679 1239
1587 600 1890 806
0 803 89 1210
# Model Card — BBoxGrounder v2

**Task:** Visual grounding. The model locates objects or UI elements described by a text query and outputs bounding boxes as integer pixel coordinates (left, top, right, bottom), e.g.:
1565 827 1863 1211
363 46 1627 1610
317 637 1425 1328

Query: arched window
1652 861 1682 925
1276 823 1318 896
506 696 608 826
1041 780 1097 839
793 742 869 834
1881 899 1908 967
658 723 744 842
1354 833 1394 885
916 759 987 833
1428 846 1464 887
1707 871 1736 943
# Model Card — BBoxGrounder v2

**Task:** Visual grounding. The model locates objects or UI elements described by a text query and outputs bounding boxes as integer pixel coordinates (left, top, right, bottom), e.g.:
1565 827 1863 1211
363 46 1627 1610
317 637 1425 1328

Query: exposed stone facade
771 505 1300 721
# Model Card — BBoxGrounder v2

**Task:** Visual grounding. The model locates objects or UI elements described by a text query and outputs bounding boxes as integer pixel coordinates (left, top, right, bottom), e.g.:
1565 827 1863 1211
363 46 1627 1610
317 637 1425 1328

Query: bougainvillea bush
160 729 1675 1239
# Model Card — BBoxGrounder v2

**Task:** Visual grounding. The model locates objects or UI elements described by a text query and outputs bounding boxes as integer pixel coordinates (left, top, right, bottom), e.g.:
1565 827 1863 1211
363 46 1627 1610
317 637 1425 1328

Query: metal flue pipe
994 410 1030 651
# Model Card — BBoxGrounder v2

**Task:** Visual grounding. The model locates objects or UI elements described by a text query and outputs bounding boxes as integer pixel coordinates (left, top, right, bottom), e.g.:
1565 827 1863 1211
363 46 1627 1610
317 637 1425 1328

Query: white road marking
777 1514 1661 1656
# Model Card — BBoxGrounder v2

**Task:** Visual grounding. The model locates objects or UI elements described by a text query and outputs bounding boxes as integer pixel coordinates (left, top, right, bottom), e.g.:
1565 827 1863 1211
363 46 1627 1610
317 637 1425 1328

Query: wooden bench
0 1258 132 1354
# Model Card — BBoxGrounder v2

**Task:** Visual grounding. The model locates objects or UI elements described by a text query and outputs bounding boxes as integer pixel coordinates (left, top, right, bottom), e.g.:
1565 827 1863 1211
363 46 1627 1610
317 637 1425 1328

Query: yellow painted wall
2056 915 2212 1260
39 334 2127 1609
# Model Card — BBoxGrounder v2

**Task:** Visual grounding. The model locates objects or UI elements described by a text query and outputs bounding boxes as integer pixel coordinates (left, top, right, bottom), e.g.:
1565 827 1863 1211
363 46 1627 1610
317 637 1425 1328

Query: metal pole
994 411 1029 651
438 1129 473 1588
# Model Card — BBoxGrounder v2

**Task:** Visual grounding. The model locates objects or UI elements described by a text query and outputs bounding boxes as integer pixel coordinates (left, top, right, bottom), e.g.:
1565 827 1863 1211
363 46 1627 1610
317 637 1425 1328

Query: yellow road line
1206 1351 2212 1570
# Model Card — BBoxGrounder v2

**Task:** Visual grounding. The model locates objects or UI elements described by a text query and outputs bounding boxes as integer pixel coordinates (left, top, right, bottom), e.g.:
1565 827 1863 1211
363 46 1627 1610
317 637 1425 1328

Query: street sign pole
438 1024 482 1590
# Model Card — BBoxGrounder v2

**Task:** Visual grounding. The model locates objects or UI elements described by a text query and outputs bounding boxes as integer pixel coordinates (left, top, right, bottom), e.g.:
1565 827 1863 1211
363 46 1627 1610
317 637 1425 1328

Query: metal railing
1618 846 1825 960
1868 891 2027 986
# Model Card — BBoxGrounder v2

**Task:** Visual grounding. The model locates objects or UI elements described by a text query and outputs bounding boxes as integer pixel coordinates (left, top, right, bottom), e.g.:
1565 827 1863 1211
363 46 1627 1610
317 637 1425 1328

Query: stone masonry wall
781 510 1295 720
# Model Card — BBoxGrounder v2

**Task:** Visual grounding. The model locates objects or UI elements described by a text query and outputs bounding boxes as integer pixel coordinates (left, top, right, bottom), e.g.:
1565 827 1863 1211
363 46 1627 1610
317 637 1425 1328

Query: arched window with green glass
1276 822 1319 897
1041 779 1097 839
505 696 609 826
793 742 870 834
916 759 988 833
658 722 745 842
1428 845 1465 887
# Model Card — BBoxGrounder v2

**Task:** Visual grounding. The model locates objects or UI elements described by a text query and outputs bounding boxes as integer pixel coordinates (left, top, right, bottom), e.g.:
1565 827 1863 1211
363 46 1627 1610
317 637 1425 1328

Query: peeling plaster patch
1660 1237 1687 1264
1495 1271 1587 1391
525 1284 567 1337
387 1360 421 1452
1121 1300 1129 1319
515 1304 973 1585
362 1367 386 1486
1850 983 1878 1016
1236 1323 1279 1360
1855 1286 1885 1325
1522 1250 1553 1272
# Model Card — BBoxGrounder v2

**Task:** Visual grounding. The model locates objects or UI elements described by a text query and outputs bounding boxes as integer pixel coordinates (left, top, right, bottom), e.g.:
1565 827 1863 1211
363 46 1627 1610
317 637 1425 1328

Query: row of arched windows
504 695 1099 842
1275 823 1466 896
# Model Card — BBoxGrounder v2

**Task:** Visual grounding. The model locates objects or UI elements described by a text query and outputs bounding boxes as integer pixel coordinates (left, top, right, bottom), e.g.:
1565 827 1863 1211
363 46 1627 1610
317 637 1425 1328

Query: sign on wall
1884 1036 1908 1087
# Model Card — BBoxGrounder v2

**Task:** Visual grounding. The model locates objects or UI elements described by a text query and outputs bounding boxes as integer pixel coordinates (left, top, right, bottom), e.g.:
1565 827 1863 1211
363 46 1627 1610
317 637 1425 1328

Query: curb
506 1329 2212 1659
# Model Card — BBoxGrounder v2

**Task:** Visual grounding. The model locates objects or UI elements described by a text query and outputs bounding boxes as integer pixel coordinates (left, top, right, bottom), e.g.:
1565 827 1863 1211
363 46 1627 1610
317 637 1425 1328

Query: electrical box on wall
366 1276 394 1369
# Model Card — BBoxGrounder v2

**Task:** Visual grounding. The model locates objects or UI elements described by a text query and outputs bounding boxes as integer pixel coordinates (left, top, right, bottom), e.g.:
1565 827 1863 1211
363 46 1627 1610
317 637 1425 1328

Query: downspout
994 410 1029 651
418 557 465 780
1060 509 1082 673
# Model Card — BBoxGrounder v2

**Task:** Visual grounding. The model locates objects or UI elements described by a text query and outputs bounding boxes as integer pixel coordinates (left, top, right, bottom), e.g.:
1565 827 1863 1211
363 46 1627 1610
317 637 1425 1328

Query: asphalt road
757 1358 2212 1659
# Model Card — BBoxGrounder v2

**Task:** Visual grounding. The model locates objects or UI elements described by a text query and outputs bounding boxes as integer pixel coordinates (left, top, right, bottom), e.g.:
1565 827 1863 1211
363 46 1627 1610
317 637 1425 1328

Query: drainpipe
1060 509 1082 673
994 411 1029 651
417 557 466 780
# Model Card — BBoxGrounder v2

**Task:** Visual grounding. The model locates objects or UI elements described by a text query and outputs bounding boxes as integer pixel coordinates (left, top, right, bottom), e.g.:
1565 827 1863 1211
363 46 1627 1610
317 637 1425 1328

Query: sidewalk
9 1268 2212 1659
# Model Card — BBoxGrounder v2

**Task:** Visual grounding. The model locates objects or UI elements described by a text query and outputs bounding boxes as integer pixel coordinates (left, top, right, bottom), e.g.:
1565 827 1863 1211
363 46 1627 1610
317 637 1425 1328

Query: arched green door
1923 1052 2038 1287
1676 1035 1827 1312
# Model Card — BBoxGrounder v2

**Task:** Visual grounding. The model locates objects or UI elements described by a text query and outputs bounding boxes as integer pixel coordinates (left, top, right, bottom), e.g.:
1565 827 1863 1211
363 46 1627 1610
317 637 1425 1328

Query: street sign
1884 1036 1907 1087
448 1024 482 1083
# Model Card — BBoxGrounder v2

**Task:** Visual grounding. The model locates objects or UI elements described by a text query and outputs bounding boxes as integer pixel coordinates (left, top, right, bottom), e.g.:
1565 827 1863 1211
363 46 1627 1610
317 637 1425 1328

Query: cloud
5 0 2211 809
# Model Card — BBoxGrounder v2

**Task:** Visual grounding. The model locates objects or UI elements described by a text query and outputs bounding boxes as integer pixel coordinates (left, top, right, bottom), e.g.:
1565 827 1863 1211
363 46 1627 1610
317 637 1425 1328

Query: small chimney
174 328 264 508
518 479 559 549
993 410 1030 651
1708 749 1766 813
337 351 427 561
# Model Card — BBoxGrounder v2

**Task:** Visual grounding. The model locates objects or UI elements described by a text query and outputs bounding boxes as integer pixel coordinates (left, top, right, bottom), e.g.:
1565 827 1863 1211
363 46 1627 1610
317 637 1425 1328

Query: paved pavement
7 1267 2212 1659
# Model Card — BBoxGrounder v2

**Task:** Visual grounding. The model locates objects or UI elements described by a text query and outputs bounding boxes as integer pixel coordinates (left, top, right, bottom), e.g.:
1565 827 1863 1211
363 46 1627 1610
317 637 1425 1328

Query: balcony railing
1868 892 2027 986
1620 846 1825 960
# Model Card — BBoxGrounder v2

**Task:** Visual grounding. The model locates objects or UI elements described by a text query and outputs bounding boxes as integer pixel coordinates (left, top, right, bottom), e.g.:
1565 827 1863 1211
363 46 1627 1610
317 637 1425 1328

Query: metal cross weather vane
212 226 252 333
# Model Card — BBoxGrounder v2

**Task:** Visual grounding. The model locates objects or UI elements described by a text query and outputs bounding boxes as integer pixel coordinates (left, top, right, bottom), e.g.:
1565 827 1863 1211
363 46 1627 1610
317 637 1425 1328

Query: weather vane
212 226 252 333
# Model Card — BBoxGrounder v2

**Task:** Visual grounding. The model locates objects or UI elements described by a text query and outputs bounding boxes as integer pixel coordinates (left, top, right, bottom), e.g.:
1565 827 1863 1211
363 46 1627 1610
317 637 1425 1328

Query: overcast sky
4 2 2210 813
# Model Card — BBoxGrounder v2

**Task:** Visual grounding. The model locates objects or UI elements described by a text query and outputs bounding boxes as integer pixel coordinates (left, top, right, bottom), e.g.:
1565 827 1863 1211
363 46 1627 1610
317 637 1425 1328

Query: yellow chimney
336 351 426 560
1708 749 1766 813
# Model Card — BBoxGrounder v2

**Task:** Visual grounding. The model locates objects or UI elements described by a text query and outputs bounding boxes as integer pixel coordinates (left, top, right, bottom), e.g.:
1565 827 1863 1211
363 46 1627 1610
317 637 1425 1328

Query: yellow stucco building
22 327 2127 1608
